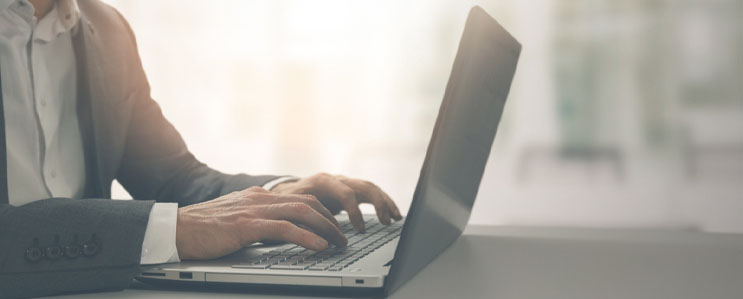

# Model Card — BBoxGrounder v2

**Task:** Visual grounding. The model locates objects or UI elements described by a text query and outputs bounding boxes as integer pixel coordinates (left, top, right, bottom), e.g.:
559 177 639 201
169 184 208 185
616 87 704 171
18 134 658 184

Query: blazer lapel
72 18 109 198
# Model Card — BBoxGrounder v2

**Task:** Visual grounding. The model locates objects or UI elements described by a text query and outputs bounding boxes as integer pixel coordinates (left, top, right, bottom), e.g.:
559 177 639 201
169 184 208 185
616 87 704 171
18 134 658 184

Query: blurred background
104 0 743 232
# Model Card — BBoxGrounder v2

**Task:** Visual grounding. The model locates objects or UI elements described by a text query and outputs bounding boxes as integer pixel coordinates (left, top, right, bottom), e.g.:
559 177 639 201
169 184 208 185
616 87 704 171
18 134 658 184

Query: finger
261 202 347 247
381 190 403 220
257 220 329 251
337 178 391 225
321 177 366 233
271 194 340 228
336 176 401 221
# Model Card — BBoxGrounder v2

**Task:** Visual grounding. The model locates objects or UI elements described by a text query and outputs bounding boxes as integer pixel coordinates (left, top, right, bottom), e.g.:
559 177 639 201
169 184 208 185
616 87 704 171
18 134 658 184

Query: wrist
175 208 195 260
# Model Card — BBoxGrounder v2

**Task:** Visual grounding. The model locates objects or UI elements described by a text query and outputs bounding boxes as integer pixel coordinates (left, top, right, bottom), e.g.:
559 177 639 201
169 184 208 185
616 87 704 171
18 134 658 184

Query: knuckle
288 202 311 213
237 217 259 228
274 220 294 235
301 194 320 204
236 218 263 238
315 172 333 181
361 180 376 189
341 188 356 200
257 192 278 201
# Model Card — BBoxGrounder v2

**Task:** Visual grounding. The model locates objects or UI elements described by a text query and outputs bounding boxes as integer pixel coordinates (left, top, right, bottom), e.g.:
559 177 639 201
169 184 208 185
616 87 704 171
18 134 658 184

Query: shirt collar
0 0 79 29
55 0 80 32
18 0 80 43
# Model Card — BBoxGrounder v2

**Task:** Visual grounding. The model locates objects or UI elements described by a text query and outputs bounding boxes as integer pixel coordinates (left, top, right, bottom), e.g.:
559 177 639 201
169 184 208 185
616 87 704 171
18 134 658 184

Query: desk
48 226 743 299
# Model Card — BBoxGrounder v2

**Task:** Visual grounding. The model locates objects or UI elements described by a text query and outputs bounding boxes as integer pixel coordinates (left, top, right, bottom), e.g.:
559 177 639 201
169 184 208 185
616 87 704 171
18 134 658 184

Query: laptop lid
384 6 521 295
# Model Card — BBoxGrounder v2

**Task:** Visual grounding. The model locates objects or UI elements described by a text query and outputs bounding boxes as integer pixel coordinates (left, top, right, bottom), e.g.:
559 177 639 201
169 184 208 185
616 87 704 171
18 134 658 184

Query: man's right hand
175 186 348 260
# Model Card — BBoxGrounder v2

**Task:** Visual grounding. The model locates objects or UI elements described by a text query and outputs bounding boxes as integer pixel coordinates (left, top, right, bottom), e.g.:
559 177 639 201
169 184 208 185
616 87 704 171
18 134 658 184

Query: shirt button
50 170 57 178
40 99 47 106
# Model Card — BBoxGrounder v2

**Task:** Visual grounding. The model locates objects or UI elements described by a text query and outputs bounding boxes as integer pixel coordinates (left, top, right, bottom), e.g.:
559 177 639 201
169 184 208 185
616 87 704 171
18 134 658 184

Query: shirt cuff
262 176 300 191
140 202 180 265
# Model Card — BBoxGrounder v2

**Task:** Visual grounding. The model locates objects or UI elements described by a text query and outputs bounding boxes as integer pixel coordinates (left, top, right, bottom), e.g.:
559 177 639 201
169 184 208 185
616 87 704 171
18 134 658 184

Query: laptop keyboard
232 218 403 271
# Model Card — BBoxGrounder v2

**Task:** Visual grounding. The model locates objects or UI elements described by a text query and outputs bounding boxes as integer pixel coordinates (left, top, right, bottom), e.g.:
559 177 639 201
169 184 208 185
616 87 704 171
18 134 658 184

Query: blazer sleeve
0 3 279 298
110 8 279 206
0 198 154 298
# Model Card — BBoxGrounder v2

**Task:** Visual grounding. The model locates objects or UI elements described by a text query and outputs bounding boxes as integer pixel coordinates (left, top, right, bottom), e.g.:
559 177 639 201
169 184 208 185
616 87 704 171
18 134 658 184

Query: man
0 0 402 297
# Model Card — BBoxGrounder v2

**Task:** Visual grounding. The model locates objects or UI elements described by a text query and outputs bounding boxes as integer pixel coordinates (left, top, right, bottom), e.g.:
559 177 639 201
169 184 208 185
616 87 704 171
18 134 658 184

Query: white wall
106 0 743 233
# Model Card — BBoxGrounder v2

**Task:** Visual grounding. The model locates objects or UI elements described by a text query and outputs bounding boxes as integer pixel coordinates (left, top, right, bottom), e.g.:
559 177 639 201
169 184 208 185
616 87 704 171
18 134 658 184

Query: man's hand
176 186 347 260
271 173 402 233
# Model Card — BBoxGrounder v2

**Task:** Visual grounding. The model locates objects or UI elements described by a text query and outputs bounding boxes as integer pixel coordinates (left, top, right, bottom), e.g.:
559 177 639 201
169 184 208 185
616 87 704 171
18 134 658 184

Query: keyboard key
259 217 404 271
297 252 313 257
296 262 317 268
244 258 262 264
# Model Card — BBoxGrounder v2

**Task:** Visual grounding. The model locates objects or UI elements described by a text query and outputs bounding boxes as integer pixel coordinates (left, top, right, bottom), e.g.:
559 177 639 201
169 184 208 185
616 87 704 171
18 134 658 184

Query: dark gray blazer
0 1 279 298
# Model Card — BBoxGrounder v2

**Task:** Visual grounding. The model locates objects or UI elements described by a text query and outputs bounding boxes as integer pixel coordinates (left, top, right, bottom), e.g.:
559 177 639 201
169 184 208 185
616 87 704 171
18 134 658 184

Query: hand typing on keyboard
176 173 402 261
234 218 404 271
176 186 348 260
271 173 403 232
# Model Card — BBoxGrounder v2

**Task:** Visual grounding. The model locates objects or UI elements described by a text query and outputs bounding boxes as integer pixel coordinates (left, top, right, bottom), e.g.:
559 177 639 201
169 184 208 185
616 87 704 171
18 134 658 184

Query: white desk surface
48 225 743 299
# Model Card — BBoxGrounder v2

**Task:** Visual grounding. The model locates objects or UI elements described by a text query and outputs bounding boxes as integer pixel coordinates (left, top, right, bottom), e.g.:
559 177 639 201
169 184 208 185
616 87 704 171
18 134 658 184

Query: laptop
137 6 521 297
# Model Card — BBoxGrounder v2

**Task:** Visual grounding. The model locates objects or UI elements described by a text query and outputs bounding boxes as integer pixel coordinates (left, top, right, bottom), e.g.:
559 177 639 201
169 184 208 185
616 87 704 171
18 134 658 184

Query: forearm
0 198 154 298
108 6 282 207
118 156 282 206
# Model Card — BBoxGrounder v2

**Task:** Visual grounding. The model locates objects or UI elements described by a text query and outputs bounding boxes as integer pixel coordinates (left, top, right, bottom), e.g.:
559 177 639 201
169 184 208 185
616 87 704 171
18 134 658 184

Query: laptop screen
385 6 521 294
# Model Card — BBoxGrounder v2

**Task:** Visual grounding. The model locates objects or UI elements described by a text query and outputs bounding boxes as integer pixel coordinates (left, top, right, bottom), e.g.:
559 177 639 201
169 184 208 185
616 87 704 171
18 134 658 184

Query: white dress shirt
0 0 178 265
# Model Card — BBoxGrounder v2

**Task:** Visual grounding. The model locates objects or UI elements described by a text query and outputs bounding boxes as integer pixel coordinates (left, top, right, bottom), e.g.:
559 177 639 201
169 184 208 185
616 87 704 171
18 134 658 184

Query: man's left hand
271 173 402 233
